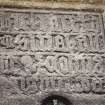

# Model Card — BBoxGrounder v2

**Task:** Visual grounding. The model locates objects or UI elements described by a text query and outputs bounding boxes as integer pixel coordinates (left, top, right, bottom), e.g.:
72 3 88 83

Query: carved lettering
0 9 105 99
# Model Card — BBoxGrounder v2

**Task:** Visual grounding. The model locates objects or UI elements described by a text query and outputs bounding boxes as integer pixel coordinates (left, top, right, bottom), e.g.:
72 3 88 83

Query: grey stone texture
0 4 105 105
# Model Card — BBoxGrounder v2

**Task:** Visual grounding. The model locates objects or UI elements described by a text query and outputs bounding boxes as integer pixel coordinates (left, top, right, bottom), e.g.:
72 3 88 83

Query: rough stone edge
0 1 104 10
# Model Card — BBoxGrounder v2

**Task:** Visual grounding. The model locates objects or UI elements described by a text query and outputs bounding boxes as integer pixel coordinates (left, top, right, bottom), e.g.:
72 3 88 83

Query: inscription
0 9 105 100
0 33 104 53
7 74 105 95
0 11 103 33
0 10 104 53
0 54 105 76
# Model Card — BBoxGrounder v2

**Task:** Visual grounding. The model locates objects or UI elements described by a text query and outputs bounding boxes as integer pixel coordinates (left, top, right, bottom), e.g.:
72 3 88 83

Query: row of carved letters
0 12 102 33
11 76 105 94
0 54 105 75
0 33 104 52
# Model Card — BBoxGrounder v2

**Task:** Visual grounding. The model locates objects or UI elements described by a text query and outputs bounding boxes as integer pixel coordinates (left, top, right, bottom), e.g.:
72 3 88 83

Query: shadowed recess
42 95 73 105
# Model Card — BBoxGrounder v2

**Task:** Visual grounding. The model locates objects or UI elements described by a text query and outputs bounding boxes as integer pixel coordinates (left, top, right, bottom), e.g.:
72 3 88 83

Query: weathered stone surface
0 1 105 105
0 0 105 4
0 0 105 10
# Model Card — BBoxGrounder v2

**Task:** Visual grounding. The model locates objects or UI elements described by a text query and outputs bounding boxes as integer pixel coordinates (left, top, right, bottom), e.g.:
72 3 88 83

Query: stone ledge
0 0 104 11
1 0 105 4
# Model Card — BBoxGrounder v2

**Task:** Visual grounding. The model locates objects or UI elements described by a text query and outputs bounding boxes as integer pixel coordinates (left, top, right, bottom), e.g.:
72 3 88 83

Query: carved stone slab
0 8 105 105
